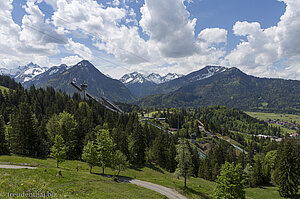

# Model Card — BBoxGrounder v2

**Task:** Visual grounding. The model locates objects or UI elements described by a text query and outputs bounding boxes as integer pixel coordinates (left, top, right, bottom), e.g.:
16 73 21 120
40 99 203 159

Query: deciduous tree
214 161 245 199
50 135 66 168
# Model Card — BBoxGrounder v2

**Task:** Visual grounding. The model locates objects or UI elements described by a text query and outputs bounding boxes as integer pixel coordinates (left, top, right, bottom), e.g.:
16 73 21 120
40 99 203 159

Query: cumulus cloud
0 0 64 68
225 0 300 80
61 55 83 66
140 0 197 58
65 38 92 60
198 28 227 44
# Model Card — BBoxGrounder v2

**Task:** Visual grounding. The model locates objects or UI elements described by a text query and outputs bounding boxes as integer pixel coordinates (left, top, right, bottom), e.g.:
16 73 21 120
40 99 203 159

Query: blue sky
1 0 300 80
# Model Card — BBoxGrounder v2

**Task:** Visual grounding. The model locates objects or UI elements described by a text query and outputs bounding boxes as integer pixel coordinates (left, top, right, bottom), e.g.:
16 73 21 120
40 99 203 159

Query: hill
137 67 300 114
41 60 134 102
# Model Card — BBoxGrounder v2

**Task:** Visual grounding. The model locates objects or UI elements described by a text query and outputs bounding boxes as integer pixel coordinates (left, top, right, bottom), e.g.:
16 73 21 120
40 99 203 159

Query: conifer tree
175 138 192 188
277 140 299 198
128 123 146 165
0 115 8 154
10 102 38 156
50 135 66 168
167 139 177 172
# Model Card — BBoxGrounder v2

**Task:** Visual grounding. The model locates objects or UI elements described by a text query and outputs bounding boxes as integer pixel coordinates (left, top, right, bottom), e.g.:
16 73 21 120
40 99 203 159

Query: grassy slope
246 112 300 134
0 156 164 199
0 155 284 199
0 85 9 94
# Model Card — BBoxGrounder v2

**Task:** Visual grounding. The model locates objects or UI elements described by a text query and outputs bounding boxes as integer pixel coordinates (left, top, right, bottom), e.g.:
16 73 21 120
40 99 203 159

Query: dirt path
0 164 37 169
117 177 187 199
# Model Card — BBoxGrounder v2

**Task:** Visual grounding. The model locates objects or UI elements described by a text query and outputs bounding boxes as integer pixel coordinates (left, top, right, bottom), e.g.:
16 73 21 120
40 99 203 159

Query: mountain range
2 60 299 113
0 62 48 83
119 72 183 97
137 67 300 114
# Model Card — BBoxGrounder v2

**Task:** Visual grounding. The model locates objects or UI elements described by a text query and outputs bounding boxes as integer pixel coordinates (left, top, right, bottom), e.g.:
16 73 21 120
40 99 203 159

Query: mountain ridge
136 67 300 114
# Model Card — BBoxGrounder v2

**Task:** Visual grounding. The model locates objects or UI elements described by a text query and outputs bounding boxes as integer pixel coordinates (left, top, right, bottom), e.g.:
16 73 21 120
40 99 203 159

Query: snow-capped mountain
120 72 149 85
185 66 228 83
23 64 68 89
14 63 49 83
120 72 183 85
146 73 183 84
161 73 184 83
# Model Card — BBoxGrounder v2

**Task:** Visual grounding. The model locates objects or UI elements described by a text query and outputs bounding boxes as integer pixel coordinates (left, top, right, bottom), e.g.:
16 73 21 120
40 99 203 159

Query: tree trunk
184 176 187 188
57 160 59 168
102 167 104 174
90 165 92 173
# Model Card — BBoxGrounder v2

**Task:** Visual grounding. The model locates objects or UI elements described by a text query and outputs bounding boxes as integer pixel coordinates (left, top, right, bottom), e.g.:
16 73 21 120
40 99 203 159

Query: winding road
117 177 187 199
0 164 37 169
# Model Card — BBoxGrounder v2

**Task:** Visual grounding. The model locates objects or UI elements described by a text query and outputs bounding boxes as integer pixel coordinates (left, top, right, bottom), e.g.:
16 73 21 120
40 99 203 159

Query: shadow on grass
91 172 134 183
145 163 165 174
129 165 143 172
179 186 210 199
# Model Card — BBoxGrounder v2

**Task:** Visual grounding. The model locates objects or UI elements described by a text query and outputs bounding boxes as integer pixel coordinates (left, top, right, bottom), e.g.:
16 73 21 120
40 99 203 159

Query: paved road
117 177 187 199
0 164 37 169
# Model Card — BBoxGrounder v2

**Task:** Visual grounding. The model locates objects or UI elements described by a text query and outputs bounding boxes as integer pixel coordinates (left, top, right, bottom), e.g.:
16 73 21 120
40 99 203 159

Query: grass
0 155 285 199
0 85 9 94
0 155 164 199
246 112 300 124
246 112 300 134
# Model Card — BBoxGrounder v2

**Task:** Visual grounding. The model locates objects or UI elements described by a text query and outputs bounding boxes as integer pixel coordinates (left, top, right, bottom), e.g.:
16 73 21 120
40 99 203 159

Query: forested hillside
137 68 300 114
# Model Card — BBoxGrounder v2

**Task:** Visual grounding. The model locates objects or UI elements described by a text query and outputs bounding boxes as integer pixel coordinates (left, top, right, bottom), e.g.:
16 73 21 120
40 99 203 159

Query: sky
0 0 300 80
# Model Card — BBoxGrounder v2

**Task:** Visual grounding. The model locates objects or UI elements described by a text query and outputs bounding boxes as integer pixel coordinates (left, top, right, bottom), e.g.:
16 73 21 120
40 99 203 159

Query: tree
82 141 98 173
277 140 299 198
263 150 277 183
251 154 264 187
0 115 8 154
50 135 66 168
9 102 38 156
174 138 192 188
214 161 245 199
95 129 115 174
128 123 146 165
111 150 129 176
47 112 78 159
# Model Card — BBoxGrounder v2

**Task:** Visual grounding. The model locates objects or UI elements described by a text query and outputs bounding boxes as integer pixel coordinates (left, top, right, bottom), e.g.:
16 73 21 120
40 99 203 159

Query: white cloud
0 0 63 68
61 55 83 66
65 38 92 60
225 0 300 80
198 28 227 44
140 0 197 58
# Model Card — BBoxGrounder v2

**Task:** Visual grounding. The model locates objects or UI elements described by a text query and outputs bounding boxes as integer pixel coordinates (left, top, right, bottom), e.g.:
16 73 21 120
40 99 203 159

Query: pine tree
10 102 38 156
175 138 193 188
0 115 8 154
277 140 299 198
167 139 177 172
82 141 98 173
214 161 245 199
128 123 146 165
95 129 115 174
251 155 264 187
50 135 66 168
